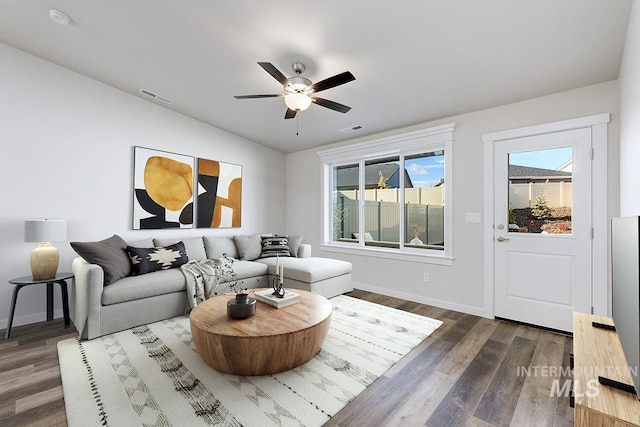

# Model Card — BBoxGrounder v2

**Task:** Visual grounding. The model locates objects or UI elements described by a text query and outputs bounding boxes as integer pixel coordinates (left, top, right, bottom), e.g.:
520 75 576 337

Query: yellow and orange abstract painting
133 147 194 229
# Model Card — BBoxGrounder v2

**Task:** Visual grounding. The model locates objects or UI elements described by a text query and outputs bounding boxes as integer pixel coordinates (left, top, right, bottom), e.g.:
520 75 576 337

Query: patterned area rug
57 295 442 427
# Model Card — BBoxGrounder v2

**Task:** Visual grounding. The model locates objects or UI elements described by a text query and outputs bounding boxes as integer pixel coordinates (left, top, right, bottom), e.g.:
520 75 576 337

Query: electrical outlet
423 273 430 282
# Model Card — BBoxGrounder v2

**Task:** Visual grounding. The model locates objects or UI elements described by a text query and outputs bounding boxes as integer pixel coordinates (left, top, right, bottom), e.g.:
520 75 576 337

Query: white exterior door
493 128 592 332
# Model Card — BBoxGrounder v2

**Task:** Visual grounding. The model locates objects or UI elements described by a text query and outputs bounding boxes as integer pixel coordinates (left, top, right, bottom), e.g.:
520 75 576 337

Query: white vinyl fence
340 188 444 205
333 182 570 245
509 182 572 209
334 190 444 245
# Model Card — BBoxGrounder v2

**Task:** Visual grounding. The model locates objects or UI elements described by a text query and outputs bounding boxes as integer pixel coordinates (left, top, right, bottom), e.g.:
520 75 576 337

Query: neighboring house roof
557 159 573 172
509 164 572 180
336 163 414 189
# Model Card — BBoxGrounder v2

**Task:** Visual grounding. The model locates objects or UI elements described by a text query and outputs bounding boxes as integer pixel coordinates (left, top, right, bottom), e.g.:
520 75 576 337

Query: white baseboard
352 282 492 318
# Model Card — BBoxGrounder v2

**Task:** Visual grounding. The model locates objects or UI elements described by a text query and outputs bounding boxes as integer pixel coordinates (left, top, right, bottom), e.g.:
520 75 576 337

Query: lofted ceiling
0 1 633 153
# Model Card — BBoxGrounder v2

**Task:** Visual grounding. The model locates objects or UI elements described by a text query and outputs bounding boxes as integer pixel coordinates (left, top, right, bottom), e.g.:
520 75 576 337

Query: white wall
0 43 286 329
287 81 619 316
620 0 640 216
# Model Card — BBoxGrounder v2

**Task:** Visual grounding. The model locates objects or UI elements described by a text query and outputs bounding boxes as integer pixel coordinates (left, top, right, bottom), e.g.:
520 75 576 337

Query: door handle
496 236 510 242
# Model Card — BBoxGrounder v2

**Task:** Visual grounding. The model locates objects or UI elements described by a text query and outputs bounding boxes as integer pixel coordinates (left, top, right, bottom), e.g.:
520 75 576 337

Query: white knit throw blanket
180 259 219 311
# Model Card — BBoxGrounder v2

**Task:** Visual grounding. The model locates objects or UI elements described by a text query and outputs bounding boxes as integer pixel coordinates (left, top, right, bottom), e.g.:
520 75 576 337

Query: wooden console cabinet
573 312 640 426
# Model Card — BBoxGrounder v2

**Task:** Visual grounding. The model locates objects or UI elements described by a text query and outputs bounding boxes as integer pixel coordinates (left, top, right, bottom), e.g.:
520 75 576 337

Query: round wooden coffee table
190 288 332 376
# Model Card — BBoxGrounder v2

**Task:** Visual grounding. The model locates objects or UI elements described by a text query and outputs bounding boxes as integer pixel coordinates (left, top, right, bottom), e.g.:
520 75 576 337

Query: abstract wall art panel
133 147 195 229
197 158 242 228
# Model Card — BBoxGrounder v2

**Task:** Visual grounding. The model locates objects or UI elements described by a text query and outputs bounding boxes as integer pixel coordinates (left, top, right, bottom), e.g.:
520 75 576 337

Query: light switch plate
466 212 481 223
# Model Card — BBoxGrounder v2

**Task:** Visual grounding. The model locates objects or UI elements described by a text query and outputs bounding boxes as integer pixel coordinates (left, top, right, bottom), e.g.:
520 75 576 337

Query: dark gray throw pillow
70 234 131 285
127 241 188 275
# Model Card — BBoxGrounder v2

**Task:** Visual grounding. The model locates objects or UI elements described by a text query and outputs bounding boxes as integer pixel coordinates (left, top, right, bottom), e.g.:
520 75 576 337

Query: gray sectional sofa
71 234 352 340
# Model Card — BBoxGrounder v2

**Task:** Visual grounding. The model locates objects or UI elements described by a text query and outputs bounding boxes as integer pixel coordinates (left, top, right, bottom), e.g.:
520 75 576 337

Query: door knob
496 236 510 242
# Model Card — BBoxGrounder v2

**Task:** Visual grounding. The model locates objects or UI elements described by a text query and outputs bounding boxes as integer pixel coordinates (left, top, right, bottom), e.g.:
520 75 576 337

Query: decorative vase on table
410 224 425 246
227 293 256 319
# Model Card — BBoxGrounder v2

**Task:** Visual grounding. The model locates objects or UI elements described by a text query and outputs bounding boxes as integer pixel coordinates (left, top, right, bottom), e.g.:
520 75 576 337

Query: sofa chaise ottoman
71 234 352 339
258 256 352 299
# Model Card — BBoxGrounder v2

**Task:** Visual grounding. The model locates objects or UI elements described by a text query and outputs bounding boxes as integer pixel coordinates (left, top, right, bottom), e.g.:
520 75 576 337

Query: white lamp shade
284 93 312 111
24 219 67 243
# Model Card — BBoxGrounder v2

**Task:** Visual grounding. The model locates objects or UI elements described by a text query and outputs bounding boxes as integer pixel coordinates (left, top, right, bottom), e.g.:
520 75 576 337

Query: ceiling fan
234 62 355 119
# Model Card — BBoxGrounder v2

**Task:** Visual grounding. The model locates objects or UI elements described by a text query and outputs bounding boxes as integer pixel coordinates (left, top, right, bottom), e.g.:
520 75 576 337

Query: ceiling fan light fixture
284 93 312 111
286 76 312 93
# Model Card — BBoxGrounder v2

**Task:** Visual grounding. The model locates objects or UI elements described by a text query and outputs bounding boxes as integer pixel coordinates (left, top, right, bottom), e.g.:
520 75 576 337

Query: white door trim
482 113 610 320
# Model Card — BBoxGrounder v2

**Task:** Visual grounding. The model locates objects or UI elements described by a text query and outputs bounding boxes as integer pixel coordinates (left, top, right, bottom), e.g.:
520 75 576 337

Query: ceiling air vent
138 88 173 104
340 125 364 134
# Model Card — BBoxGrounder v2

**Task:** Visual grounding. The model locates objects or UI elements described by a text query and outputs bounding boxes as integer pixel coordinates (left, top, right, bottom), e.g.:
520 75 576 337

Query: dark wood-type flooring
0 290 573 427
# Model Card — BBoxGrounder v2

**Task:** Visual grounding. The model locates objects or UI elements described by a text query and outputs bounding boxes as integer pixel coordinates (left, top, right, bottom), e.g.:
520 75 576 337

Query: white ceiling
0 1 633 153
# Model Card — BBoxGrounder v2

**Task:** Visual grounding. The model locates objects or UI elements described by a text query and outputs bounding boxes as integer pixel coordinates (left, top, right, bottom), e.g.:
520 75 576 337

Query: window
318 123 455 264
508 147 573 234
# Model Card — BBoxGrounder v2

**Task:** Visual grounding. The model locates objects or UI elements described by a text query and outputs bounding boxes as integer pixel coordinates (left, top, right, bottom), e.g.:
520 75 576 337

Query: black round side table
5 272 73 339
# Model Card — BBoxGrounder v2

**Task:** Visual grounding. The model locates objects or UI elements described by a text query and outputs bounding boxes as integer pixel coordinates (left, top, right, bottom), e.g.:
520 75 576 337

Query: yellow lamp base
31 242 59 280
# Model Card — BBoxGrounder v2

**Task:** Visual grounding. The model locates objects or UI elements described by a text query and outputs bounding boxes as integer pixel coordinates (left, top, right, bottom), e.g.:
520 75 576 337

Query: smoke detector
49 9 71 25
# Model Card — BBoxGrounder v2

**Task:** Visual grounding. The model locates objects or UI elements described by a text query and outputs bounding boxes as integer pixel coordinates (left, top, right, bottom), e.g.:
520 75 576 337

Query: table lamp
24 219 67 280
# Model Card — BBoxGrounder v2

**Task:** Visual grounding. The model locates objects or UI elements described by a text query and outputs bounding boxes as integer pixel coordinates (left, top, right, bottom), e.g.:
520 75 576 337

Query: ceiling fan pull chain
296 114 299 136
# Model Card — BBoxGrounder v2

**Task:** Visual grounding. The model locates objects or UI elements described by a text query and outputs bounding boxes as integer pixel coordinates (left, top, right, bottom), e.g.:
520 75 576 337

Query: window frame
318 123 455 265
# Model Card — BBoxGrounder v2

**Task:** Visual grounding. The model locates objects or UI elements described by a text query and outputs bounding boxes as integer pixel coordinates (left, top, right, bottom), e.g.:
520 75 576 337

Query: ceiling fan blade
312 97 352 113
258 62 289 86
284 108 297 119
234 94 282 99
310 71 355 93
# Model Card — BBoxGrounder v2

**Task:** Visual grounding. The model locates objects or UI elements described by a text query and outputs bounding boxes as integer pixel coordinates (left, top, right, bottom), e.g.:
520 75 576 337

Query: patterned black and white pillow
260 236 291 258
276 234 304 257
127 241 188 275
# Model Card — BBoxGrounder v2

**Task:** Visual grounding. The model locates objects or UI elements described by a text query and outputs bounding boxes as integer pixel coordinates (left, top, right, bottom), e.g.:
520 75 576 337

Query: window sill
319 243 454 266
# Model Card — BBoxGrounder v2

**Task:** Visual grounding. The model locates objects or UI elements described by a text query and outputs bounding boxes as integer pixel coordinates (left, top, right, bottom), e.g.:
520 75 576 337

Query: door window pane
508 147 572 234
405 151 445 249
